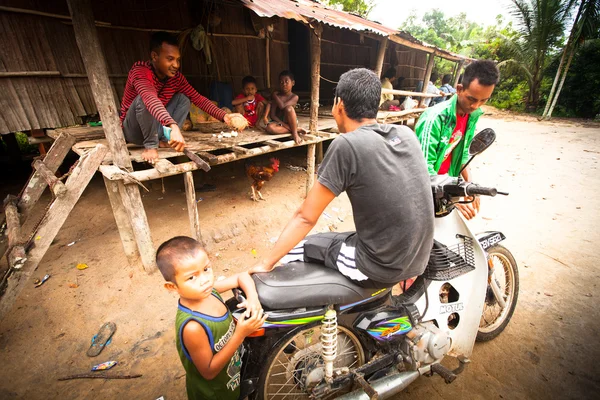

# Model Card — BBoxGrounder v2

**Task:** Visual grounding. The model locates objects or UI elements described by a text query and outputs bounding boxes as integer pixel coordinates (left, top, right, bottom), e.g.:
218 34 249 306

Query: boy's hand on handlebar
237 297 263 319
237 309 267 337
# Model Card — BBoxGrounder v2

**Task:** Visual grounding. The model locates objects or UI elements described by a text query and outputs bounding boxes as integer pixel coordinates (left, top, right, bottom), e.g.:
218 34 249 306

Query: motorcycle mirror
459 128 497 177
469 128 496 156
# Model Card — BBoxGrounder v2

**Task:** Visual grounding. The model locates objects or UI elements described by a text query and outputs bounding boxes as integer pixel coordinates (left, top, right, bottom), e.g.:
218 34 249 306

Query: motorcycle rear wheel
477 244 519 342
255 324 365 400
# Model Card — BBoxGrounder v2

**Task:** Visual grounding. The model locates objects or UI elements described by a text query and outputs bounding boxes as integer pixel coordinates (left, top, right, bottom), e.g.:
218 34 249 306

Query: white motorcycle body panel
413 210 488 357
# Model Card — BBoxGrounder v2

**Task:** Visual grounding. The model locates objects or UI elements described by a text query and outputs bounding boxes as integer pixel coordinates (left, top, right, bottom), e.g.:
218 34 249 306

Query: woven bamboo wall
382 41 429 91
0 0 288 134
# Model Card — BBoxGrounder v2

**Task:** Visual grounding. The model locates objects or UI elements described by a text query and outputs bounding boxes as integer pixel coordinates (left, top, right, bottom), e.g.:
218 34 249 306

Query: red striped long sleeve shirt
119 61 226 126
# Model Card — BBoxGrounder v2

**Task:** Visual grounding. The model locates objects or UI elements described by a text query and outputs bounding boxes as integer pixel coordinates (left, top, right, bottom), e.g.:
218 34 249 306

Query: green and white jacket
415 95 484 177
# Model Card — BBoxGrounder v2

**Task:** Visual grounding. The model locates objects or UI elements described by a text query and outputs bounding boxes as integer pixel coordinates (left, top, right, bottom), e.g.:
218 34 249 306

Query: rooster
246 158 280 201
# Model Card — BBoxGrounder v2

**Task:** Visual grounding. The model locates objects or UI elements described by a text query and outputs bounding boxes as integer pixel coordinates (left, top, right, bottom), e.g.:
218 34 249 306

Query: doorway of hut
287 20 311 104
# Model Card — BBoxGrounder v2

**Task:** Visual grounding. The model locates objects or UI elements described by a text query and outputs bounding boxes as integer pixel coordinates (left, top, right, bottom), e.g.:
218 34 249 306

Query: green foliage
544 39 600 118
325 0 375 17
15 132 37 153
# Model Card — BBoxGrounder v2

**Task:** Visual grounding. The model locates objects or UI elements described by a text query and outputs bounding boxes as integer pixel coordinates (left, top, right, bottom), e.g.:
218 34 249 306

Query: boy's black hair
150 31 179 54
383 67 396 80
442 74 453 85
156 236 206 282
334 68 380 121
430 72 439 84
462 60 500 88
242 75 257 87
279 70 295 81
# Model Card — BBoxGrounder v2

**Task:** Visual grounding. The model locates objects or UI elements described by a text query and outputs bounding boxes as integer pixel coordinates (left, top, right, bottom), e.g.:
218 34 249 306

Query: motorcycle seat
253 261 386 310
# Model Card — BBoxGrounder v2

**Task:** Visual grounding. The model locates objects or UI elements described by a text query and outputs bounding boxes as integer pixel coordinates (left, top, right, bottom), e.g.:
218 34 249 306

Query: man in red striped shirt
121 32 239 163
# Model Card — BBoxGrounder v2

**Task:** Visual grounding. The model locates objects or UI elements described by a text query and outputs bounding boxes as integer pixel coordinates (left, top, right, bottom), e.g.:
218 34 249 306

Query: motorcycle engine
402 322 451 368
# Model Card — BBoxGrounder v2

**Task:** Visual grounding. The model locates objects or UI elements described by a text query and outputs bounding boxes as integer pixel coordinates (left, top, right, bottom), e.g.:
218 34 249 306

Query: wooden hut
0 0 470 319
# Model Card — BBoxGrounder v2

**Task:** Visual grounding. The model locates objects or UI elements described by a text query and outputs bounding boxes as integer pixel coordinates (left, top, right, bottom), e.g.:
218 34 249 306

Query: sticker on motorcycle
439 303 464 314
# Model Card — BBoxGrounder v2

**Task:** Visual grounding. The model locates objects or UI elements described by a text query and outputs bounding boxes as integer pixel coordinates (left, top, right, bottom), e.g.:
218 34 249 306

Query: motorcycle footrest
354 373 379 400
430 363 457 384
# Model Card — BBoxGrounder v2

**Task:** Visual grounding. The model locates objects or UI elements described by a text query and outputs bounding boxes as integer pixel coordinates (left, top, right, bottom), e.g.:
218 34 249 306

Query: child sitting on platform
156 236 266 400
266 70 306 144
232 76 270 129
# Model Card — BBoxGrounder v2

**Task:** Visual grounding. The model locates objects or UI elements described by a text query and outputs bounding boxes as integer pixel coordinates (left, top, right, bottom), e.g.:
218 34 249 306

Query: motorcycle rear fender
476 231 506 251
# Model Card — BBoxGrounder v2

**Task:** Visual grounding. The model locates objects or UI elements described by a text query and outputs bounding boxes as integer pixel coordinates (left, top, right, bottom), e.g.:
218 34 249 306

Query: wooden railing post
67 0 155 272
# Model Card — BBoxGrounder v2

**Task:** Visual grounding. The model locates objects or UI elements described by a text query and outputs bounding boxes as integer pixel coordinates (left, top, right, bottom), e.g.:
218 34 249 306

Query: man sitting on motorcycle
415 60 500 220
250 68 434 289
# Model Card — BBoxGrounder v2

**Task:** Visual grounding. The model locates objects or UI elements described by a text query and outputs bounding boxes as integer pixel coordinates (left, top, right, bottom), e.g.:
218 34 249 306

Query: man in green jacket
415 60 499 219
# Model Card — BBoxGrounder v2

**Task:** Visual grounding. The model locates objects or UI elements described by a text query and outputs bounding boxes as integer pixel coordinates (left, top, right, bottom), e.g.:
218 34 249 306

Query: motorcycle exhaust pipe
336 370 421 400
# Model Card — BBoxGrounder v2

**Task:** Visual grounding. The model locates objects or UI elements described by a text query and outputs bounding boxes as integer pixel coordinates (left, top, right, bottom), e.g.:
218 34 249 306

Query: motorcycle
228 128 519 399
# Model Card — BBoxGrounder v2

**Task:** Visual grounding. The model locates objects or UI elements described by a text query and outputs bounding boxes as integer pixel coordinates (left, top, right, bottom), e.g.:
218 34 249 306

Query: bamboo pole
374 38 388 78
309 22 322 134
381 88 441 98
419 53 436 107
67 0 155 273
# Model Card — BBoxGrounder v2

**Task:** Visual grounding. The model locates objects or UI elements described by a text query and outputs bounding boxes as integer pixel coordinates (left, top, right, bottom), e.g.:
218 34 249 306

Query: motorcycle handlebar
465 184 497 197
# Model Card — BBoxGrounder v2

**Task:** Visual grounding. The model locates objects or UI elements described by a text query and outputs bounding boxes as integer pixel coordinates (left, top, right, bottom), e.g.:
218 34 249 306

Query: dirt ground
1 108 599 399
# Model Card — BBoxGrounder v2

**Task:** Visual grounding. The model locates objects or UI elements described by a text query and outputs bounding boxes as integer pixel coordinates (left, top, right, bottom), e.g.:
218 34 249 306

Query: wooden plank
232 145 250 154
32 160 67 198
309 23 322 134
102 177 140 266
0 144 108 321
18 132 77 218
264 140 284 149
374 38 388 77
184 172 203 244
197 151 218 164
306 143 316 197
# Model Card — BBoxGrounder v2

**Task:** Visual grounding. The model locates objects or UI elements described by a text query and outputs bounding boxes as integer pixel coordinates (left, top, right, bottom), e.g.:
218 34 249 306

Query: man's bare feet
142 148 159 164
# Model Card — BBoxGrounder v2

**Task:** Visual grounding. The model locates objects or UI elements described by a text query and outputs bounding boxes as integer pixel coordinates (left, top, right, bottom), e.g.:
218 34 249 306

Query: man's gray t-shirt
318 124 434 283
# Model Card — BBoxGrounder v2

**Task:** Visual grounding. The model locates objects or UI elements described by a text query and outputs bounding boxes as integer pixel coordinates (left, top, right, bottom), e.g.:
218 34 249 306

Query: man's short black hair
430 72 439 84
383 67 396 80
462 60 500 88
156 236 205 282
442 74 452 85
242 75 257 87
150 31 179 54
279 70 295 81
335 68 380 121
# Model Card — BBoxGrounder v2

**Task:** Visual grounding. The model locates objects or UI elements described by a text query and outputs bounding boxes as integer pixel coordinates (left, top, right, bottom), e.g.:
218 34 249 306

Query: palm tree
501 0 577 111
542 0 600 119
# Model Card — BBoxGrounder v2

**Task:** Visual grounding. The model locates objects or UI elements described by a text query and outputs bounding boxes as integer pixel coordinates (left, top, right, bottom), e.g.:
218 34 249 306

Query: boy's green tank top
175 290 241 400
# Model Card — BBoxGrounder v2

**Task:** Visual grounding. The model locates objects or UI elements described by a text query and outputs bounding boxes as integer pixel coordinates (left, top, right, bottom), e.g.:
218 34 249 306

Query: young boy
266 70 305 144
156 236 266 400
232 76 270 129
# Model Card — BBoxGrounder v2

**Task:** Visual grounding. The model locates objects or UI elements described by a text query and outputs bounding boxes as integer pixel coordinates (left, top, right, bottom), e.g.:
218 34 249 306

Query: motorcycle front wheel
255 324 366 400
477 244 520 342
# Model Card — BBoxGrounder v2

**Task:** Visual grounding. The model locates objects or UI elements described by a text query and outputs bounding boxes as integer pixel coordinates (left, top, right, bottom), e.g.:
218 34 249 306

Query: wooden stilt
374 38 388 78
316 142 324 164
309 22 322 134
306 143 316 197
184 172 203 244
118 184 156 273
19 133 77 218
0 144 108 321
419 52 436 107
68 0 156 272
103 177 140 266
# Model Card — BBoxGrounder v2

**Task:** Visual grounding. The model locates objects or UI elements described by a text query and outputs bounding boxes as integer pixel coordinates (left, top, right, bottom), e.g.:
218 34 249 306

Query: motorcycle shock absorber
321 307 338 382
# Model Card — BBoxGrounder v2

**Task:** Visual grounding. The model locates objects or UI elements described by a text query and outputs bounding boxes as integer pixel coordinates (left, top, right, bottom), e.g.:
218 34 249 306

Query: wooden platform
48 115 339 165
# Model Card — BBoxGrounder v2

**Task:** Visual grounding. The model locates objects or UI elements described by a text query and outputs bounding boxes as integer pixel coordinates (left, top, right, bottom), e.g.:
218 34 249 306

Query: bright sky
370 0 516 29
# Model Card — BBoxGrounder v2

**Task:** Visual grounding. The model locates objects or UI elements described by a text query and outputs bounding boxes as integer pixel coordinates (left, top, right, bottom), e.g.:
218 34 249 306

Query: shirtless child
265 70 305 144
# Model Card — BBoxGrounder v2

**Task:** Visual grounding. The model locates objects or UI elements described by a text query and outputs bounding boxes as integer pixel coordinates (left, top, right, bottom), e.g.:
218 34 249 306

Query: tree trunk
546 42 577 119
